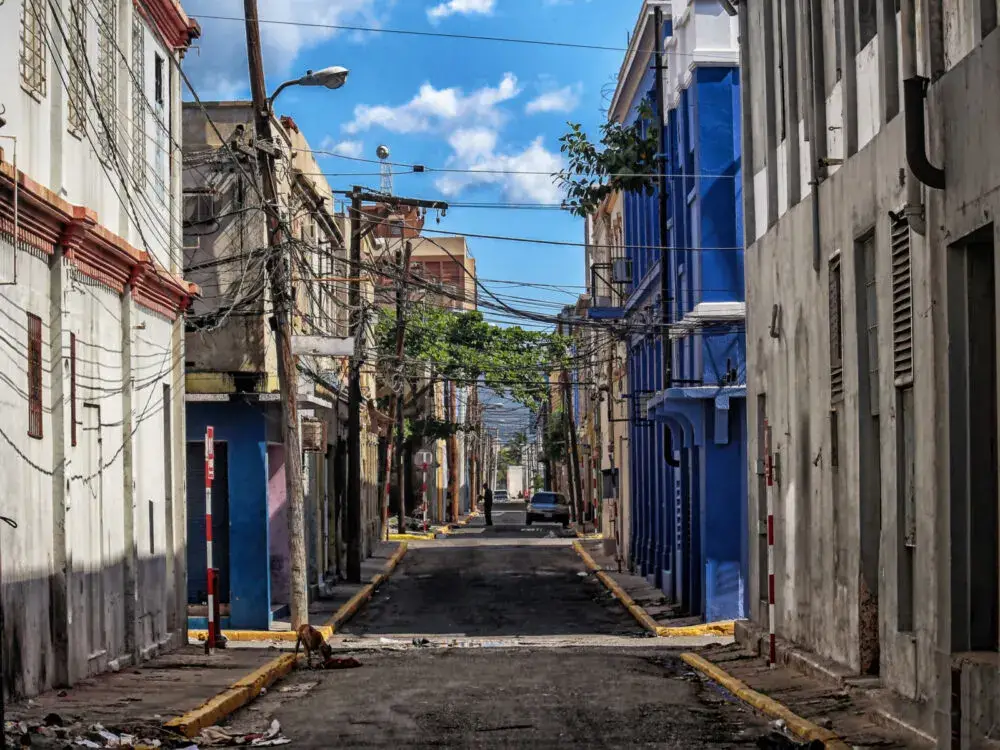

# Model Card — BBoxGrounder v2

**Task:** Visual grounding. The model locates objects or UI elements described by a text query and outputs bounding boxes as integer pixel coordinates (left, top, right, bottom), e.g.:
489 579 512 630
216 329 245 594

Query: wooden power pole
243 0 308 627
347 187 364 583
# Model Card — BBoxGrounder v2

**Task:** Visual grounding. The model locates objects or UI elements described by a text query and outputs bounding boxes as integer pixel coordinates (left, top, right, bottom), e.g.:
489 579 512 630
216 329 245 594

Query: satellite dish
376 144 390 160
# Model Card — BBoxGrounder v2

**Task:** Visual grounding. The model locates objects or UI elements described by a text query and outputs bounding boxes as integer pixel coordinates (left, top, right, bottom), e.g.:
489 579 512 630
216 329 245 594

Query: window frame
28 313 43 440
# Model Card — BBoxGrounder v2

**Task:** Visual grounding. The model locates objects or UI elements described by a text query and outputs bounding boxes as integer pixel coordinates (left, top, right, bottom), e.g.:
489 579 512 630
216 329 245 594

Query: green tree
374 305 567 411
555 100 660 218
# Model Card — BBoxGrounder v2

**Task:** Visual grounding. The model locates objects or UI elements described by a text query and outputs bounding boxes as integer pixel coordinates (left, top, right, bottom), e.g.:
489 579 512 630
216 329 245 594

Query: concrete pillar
48 247 71 687
122 277 138 661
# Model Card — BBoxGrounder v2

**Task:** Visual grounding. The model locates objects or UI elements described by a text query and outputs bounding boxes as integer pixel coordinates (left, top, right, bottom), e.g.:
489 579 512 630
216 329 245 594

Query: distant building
409 236 477 311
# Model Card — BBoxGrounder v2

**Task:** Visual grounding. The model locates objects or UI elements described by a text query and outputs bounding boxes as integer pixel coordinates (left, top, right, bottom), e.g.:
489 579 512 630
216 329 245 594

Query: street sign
291 335 355 357
414 449 433 467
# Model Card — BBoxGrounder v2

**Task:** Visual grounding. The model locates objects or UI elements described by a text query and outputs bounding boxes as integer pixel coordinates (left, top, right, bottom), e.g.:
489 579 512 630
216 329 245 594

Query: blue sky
182 0 642 326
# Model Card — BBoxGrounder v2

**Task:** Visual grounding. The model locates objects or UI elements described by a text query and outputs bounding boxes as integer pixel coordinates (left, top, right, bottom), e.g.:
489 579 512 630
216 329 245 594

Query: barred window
97 0 118 159
68 0 86 135
28 313 43 439
153 53 167 200
132 15 147 190
20 0 47 98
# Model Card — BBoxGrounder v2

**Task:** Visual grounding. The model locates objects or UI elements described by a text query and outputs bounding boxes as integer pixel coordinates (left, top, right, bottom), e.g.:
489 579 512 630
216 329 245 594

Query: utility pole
244 0 308 626
561 369 583 524
448 381 459 520
652 5 679 471
346 190 446 580
393 240 412 535
347 187 364 582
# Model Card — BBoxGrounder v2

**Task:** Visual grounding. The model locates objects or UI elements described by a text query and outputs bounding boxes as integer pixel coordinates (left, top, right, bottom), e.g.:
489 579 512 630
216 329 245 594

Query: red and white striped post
764 420 776 666
205 426 216 655
421 462 429 533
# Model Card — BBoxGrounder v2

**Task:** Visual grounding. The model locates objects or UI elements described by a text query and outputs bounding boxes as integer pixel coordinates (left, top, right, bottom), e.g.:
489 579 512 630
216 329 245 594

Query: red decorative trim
134 0 200 51
2 156 198 318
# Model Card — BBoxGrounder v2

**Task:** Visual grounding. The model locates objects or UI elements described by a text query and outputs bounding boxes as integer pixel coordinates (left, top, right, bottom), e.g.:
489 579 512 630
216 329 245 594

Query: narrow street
225 503 775 748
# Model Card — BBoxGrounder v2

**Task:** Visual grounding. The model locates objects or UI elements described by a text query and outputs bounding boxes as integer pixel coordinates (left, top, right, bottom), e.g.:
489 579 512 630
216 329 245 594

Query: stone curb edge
679 652 852 749
570 540 735 638
171 543 409 737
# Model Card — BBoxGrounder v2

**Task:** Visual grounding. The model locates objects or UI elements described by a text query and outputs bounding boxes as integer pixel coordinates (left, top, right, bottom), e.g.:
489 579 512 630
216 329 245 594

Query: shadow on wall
2 553 178 700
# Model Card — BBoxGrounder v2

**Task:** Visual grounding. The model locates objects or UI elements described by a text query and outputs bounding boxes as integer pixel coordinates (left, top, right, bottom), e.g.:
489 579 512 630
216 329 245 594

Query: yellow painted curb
656 621 735 637
389 533 434 541
572 541 661 634
171 544 409 738
325 542 408 631
163 653 300 738
189 626 334 643
680 653 852 749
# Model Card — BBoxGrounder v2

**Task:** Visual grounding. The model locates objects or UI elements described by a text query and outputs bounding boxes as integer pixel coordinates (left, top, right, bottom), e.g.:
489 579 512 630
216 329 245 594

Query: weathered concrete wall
744 2 1000 744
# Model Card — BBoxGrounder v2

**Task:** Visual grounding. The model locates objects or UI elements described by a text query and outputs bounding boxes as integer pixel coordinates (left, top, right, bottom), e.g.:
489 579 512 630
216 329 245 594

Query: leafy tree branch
556 99 659 218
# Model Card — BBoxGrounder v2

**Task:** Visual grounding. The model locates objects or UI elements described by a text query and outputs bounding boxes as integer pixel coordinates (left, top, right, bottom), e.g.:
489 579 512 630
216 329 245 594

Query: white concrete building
0 0 197 697
740 0 1000 745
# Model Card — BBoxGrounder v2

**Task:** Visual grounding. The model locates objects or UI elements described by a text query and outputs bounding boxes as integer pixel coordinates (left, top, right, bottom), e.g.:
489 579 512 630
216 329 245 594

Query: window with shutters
830 253 844 403
20 0 47 99
67 0 87 135
28 314 43 439
132 16 147 190
891 214 913 386
96 0 118 160
863 235 880 415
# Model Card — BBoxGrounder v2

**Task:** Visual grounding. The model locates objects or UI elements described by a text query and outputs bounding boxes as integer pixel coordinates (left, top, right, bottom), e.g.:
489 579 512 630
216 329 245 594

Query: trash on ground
196 719 290 747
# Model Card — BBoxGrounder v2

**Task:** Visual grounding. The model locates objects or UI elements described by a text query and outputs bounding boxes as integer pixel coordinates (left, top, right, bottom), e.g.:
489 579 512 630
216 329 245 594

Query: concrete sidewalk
5 645 281 732
688 642 929 748
574 538 734 636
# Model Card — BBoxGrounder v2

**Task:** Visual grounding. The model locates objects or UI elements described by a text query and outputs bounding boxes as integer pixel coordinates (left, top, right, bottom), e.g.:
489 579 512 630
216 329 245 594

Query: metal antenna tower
376 144 393 195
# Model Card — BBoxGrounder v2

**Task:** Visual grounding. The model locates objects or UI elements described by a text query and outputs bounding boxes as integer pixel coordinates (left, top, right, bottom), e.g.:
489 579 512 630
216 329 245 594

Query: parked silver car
525 491 571 527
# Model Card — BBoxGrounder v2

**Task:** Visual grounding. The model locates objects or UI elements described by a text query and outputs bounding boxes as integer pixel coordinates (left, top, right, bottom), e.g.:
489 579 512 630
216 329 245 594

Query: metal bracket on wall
772 450 781 486
769 303 781 339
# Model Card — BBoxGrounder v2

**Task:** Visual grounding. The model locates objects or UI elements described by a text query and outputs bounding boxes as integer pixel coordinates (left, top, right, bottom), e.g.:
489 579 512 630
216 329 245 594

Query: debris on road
196 719 290 747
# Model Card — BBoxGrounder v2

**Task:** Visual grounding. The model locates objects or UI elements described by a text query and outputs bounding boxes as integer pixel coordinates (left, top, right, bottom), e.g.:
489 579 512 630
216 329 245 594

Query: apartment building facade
0 0 198 697
182 103 381 629
600 0 746 622
740 0 1000 744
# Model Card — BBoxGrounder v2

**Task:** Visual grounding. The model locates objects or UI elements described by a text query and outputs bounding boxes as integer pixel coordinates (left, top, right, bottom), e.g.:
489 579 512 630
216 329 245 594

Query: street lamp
268 66 350 107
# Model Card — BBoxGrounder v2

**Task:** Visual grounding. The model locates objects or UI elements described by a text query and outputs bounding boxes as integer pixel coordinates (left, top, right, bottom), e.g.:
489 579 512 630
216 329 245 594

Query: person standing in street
481 483 494 526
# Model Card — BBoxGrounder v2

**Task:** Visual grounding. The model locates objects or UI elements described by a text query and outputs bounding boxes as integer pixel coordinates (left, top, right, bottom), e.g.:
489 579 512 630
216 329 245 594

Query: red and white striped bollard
205 426 216 655
764 421 775 667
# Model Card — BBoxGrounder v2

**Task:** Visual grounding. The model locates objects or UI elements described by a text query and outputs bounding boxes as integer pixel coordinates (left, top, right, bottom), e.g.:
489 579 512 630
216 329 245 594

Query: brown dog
294 624 333 667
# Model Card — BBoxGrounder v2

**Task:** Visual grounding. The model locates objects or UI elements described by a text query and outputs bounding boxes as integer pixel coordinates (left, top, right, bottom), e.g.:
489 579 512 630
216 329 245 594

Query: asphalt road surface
226 503 784 748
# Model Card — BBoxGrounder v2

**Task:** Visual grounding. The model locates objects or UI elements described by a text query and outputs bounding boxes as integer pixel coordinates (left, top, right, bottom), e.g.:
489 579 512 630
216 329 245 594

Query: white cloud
435 129 564 204
343 73 520 135
182 0 390 100
320 138 365 158
427 0 495 22
525 83 582 114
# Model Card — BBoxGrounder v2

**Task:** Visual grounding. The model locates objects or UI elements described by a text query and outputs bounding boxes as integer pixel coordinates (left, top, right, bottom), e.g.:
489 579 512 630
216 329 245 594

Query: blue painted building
604 0 747 622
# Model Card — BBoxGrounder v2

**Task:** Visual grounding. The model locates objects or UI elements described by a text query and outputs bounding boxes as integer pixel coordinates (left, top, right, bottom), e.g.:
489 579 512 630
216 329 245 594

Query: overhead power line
190 13 630 52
